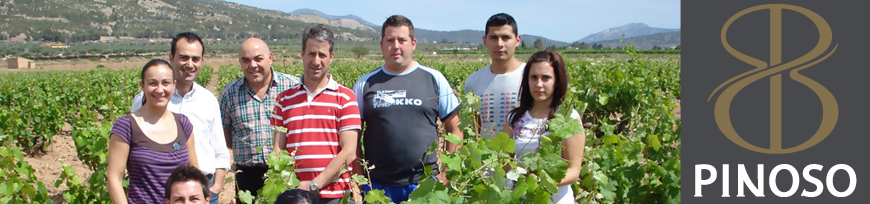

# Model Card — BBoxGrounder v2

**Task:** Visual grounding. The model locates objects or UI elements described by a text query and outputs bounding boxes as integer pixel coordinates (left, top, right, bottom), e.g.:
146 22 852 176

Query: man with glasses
131 32 231 204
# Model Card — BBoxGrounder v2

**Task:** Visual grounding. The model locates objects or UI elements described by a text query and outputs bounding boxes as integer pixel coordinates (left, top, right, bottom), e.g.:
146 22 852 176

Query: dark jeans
235 164 268 204
361 181 420 203
319 197 343 204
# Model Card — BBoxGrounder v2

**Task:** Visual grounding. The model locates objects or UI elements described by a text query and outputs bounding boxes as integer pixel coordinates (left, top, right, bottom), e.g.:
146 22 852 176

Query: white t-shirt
509 109 581 204
464 63 525 139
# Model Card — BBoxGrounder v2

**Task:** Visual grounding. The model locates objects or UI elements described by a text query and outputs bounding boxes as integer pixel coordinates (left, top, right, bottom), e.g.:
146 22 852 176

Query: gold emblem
710 4 839 154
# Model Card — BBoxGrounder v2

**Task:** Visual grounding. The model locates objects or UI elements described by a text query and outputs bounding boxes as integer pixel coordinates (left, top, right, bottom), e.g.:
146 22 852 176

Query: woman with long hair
107 59 199 204
503 50 585 203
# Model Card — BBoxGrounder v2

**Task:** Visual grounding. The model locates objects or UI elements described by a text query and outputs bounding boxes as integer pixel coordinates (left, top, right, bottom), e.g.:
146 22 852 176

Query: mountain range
591 31 681 50
577 23 680 43
0 0 678 48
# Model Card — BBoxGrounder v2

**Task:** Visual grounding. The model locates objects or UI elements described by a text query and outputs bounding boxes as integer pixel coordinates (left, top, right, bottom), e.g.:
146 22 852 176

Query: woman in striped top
108 59 199 204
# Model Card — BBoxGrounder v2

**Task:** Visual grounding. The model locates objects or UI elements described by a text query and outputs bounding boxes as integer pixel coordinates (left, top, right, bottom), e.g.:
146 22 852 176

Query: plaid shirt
220 70 300 166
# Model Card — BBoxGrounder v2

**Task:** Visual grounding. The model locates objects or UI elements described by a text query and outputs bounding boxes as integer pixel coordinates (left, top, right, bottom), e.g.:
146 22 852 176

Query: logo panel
710 4 839 154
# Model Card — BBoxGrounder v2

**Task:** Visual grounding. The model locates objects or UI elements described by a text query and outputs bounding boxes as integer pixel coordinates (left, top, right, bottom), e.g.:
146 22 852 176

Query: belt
235 163 269 169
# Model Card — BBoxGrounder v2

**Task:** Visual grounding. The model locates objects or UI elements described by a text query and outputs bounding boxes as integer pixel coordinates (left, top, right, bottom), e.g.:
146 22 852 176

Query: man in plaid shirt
220 37 300 203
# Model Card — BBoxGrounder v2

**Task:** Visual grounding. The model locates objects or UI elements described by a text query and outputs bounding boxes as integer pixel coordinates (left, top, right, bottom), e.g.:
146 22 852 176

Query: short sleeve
271 91 285 128
219 88 232 129
130 92 144 113
463 75 473 93
433 71 462 120
178 114 194 140
339 88 362 132
570 109 582 124
110 115 133 144
352 76 367 120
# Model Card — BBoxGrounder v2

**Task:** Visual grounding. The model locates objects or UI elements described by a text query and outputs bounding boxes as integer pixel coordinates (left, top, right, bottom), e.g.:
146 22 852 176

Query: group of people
106 13 585 204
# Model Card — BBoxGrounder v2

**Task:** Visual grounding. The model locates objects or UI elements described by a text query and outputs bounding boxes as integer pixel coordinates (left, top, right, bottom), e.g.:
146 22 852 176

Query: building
47 44 69 49
7 57 35 69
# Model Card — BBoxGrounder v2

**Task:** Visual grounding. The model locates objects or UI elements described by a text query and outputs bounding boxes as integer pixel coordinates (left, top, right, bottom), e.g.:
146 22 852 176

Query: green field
0 53 680 204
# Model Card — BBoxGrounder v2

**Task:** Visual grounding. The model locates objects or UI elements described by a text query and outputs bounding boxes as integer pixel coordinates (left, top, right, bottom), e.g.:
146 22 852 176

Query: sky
222 0 681 43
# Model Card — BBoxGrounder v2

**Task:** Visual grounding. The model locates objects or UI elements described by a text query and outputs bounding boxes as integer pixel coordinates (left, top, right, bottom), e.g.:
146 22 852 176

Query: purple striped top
111 113 193 204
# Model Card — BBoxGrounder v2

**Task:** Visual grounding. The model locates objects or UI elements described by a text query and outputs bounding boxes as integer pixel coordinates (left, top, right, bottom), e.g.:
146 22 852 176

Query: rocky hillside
0 0 377 42
577 23 679 43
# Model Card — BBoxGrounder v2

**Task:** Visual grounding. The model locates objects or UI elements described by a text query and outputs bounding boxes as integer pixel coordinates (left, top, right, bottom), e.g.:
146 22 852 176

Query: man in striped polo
271 24 361 204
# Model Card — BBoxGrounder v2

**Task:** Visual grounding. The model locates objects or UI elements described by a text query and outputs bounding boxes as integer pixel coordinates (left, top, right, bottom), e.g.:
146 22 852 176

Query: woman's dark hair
508 50 569 128
274 189 319 204
140 59 173 106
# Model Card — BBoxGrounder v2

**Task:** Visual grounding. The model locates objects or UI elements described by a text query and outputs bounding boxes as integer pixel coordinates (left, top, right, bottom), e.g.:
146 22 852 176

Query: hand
297 180 313 191
208 184 223 195
437 172 448 185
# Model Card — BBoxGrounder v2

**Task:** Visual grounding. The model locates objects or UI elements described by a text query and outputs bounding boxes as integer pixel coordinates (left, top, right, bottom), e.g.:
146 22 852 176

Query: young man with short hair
131 32 230 204
165 166 211 204
465 13 526 139
353 15 463 202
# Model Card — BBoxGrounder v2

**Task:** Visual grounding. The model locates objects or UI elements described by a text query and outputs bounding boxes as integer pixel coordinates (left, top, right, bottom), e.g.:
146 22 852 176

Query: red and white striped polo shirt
271 75 361 198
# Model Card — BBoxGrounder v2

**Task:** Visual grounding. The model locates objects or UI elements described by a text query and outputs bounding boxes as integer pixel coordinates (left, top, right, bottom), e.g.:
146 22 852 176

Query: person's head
300 24 335 82
483 13 521 63
139 59 175 107
274 189 319 204
380 15 417 71
169 32 205 84
239 37 274 85
164 166 210 204
510 50 568 127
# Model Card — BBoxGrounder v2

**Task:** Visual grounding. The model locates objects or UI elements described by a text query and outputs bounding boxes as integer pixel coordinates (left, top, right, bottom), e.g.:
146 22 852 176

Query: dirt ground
1 55 239 71
20 57 240 203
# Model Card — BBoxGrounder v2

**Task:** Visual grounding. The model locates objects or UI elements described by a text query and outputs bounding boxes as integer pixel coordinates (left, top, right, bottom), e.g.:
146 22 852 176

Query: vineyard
0 52 679 204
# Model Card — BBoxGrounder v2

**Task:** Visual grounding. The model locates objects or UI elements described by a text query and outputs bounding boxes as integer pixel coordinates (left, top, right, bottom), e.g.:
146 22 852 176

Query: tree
350 45 368 59
571 41 581 49
571 41 589 49
592 43 603 50
520 41 527 50
675 45 681 50
533 38 544 50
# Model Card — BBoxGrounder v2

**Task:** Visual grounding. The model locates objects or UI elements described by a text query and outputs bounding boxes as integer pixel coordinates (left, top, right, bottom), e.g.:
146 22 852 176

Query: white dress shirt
131 83 231 175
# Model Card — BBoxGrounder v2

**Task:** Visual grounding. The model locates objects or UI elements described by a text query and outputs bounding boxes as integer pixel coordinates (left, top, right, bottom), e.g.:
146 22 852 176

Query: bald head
240 38 270 55
238 37 274 85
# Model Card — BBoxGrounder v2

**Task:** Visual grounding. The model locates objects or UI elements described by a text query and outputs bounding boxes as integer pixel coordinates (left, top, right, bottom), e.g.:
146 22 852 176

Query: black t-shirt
353 62 462 186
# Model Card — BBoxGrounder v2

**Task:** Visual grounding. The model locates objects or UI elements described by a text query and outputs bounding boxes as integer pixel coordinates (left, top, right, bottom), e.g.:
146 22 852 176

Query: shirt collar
269 68 281 87
382 61 420 76
174 83 199 98
298 74 339 92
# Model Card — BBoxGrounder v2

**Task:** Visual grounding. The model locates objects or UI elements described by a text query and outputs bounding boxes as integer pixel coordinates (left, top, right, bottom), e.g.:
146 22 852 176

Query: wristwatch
310 181 319 192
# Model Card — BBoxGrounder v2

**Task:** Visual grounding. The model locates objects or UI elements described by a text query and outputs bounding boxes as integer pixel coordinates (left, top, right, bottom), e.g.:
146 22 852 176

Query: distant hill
290 8 378 28
378 26 568 47
591 31 681 50
0 0 574 47
578 23 679 43
0 0 378 42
